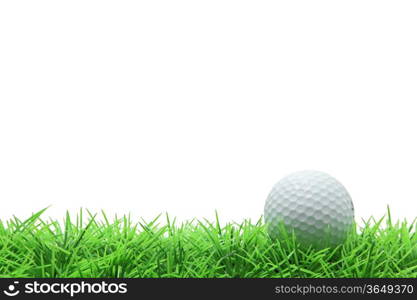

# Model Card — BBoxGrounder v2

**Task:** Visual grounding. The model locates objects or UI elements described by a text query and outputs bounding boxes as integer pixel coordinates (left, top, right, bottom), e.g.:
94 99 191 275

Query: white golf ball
264 170 354 248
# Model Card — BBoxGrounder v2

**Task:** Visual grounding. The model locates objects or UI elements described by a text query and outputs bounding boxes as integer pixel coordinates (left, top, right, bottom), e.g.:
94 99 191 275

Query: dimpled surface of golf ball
264 170 354 248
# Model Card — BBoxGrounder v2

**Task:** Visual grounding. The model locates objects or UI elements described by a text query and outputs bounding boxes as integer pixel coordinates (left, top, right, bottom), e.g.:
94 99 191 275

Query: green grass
0 209 416 278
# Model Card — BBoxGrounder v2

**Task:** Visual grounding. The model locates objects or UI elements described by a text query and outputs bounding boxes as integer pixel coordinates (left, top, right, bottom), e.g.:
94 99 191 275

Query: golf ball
264 170 354 248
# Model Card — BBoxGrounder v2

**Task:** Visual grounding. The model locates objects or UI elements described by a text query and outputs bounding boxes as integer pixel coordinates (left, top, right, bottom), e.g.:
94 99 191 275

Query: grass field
0 209 416 278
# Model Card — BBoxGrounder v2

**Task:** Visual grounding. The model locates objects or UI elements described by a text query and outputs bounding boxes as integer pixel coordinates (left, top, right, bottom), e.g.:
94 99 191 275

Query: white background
1 1 416 224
